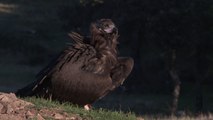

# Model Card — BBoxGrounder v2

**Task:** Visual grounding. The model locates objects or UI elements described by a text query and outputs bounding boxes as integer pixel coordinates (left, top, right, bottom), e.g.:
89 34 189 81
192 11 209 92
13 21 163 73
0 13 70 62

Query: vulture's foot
84 104 92 111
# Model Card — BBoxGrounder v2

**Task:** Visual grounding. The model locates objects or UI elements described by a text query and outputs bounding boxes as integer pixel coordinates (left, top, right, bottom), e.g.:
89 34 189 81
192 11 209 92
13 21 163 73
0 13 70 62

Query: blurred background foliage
0 0 213 115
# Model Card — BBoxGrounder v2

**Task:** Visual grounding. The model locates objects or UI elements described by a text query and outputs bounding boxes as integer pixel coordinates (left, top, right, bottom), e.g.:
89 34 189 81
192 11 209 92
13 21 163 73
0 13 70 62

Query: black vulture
16 19 134 109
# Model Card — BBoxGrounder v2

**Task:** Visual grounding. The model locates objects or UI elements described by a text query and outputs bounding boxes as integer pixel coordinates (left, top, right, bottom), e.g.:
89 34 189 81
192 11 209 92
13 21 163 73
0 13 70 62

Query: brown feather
16 19 134 106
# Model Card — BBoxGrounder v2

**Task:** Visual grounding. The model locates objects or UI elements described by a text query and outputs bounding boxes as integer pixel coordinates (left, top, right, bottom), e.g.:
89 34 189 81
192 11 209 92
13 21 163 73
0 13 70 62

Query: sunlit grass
24 97 137 120
22 97 213 120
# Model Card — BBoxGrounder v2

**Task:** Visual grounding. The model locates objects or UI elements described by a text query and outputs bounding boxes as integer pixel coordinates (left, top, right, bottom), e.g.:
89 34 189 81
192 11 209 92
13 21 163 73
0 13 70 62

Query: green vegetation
24 97 137 120
23 95 213 120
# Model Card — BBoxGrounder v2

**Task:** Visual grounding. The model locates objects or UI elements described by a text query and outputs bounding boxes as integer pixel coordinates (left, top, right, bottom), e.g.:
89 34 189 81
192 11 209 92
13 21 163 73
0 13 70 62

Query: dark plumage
16 19 134 106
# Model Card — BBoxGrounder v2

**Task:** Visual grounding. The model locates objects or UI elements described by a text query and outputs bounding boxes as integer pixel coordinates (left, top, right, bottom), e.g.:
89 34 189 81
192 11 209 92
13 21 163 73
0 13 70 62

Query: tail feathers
15 81 38 97
16 76 52 98
68 32 91 45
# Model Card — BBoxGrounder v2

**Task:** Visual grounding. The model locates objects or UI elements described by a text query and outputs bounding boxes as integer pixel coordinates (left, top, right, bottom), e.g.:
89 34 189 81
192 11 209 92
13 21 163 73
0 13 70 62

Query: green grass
21 97 213 120
24 97 137 120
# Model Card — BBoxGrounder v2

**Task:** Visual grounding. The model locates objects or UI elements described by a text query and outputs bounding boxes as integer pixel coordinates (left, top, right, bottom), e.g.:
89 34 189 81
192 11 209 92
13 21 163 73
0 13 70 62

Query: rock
0 95 11 103
6 104 14 114
0 103 3 111
37 113 45 120
70 116 78 120
8 93 17 100
26 110 35 119
13 98 34 109
0 114 24 120
0 102 7 114
0 92 83 120
53 113 65 120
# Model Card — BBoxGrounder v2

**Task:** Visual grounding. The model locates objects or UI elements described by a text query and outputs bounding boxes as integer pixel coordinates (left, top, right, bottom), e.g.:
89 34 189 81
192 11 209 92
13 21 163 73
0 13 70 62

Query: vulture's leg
111 57 134 89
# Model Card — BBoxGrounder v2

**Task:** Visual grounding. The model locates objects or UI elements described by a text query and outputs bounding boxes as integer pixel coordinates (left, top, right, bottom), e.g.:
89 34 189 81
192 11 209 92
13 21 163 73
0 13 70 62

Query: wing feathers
68 32 84 44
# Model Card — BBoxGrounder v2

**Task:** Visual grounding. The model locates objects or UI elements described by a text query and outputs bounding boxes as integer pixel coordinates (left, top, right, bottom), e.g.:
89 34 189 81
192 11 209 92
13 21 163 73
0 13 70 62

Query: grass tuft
24 97 137 120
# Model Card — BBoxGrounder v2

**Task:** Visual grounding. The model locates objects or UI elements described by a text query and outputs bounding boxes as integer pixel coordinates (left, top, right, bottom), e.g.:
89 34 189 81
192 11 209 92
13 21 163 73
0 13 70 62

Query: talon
84 104 92 110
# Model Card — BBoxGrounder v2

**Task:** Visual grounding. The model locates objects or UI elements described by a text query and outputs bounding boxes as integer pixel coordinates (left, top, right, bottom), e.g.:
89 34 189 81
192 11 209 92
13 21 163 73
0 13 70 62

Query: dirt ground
0 92 82 120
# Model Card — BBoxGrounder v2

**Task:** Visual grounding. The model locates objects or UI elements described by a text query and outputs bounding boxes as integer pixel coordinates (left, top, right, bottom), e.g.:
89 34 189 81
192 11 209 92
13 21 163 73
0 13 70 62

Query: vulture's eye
104 24 109 28
95 19 116 33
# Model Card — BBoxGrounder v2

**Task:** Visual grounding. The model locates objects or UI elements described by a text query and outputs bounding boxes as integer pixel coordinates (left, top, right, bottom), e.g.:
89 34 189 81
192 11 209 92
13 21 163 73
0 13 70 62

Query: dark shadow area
0 0 213 117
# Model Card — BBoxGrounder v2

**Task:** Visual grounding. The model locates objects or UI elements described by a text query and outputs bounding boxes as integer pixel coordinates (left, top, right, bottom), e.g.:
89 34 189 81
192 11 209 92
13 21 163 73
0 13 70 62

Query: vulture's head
90 19 118 35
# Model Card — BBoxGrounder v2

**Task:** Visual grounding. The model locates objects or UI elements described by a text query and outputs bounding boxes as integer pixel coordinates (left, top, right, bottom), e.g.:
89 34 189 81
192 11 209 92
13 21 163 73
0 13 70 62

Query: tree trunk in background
170 69 181 115
194 44 204 114
169 49 181 115
195 77 203 114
